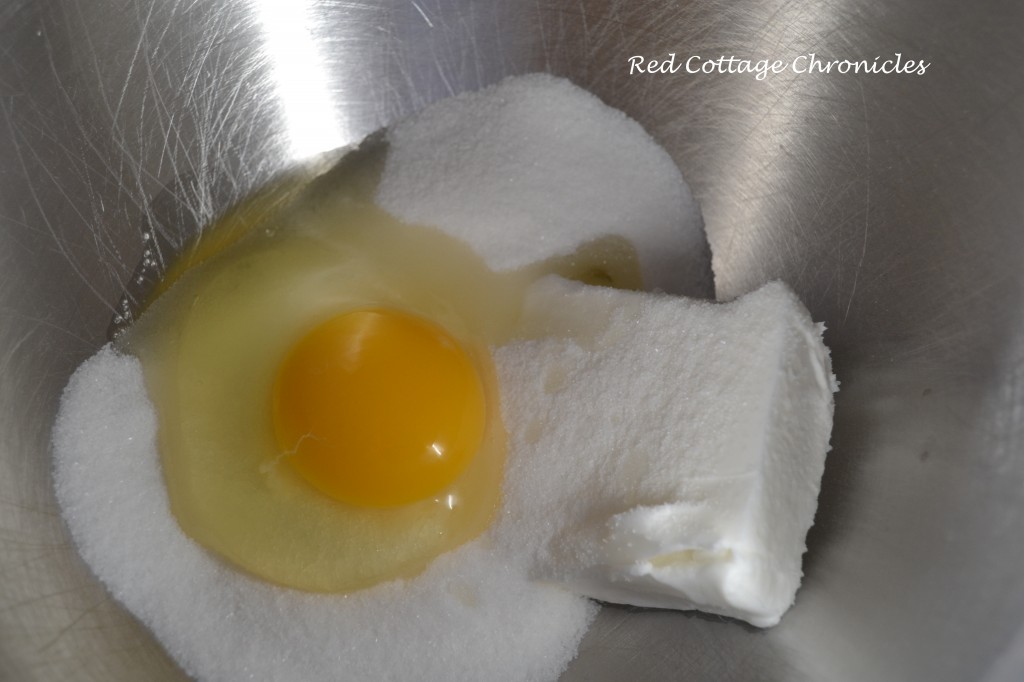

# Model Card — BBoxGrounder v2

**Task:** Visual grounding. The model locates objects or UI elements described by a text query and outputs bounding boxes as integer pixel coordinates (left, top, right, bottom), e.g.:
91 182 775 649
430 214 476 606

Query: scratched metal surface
2 0 1023 680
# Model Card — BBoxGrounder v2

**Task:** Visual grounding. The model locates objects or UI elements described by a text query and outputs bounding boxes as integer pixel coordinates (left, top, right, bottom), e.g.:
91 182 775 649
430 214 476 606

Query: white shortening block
493 277 837 627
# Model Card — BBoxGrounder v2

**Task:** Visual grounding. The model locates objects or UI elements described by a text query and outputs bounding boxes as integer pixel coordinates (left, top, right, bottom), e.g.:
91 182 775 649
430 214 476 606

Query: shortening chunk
493 276 837 627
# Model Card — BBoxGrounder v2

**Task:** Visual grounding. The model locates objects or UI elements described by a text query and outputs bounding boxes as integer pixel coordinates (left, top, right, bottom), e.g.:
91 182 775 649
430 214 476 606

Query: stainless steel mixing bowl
2 1 1023 680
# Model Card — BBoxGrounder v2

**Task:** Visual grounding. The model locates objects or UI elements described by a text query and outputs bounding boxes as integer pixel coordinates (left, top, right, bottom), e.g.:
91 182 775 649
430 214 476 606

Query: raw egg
123 167 642 593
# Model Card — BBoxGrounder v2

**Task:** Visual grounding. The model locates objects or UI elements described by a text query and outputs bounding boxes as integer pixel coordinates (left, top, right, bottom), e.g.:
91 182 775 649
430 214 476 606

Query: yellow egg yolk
272 309 487 507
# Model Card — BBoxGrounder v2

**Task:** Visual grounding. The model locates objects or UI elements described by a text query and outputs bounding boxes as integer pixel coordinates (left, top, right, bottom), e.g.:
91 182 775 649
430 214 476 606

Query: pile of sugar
376 73 705 295
52 74 834 680
54 349 597 681
53 74 703 682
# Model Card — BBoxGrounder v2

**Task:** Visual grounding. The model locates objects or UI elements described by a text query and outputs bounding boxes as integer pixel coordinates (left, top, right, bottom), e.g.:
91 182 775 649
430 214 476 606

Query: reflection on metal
254 0 344 158
1 1 1024 681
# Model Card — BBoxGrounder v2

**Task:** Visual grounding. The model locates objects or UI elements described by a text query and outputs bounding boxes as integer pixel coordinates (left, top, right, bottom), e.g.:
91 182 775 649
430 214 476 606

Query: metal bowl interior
2 1 1023 681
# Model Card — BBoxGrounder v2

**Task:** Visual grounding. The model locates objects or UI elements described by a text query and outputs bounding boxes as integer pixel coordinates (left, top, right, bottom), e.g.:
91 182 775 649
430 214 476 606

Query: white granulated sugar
53 347 598 682
493 277 837 627
376 73 703 294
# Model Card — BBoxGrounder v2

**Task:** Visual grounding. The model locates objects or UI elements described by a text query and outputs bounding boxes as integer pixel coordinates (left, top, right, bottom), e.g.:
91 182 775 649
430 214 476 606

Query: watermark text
628 53 930 79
